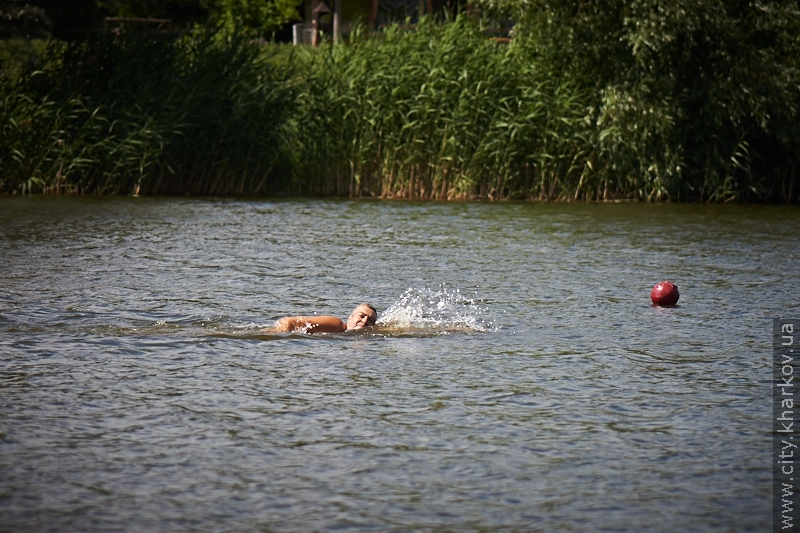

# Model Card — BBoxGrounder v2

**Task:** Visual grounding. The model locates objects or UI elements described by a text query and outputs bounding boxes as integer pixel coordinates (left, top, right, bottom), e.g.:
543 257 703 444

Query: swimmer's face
346 304 377 331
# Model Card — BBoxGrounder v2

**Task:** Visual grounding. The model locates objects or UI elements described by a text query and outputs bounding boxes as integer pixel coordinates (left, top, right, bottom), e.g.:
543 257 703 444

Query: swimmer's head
346 303 377 331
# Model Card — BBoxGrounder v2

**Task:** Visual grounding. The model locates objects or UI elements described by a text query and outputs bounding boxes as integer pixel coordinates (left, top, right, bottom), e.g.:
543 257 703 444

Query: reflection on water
0 197 798 532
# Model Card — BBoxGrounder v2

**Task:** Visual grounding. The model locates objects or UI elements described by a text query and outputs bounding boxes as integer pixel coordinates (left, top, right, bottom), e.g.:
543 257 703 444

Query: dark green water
1 197 797 532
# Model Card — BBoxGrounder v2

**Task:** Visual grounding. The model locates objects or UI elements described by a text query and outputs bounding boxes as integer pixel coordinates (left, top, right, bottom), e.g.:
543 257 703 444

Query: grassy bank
1 12 798 201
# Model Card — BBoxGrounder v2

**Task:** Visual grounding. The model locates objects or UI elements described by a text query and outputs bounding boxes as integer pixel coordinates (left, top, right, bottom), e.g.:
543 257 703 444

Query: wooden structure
298 0 444 45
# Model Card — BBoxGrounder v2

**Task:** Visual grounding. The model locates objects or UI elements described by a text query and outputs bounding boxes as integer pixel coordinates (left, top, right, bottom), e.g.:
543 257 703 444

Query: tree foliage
206 0 301 35
7 0 301 37
5 0 103 38
95 0 210 25
96 0 301 34
0 1 52 39
476 0 800 200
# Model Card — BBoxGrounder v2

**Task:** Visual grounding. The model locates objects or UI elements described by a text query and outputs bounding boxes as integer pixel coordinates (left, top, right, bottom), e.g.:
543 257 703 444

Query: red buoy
651 281 680 306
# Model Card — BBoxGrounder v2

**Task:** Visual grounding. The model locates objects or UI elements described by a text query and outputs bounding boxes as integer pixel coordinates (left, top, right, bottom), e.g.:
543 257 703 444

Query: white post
333 0 341 42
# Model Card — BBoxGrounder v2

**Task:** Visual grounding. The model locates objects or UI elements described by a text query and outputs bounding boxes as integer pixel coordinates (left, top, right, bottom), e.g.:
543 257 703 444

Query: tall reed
1 30 295 195
1 14 797 201
290 18 592 200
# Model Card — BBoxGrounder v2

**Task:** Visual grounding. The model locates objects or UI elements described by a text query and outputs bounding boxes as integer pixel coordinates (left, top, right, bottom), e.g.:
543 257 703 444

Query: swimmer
273 303 377 334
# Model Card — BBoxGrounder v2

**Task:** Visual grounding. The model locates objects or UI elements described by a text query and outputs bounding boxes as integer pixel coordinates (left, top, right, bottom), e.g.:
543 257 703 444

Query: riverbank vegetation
1 0 799 201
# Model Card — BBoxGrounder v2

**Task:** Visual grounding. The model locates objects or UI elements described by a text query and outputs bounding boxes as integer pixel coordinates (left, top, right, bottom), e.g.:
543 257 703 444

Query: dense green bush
479 0 800 201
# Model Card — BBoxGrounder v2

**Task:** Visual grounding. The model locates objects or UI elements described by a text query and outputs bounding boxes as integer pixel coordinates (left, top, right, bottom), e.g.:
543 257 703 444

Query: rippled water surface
1 197 798 532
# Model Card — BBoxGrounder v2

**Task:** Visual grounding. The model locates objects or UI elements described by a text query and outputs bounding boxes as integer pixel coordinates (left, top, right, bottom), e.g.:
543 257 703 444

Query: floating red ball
650 281 680 306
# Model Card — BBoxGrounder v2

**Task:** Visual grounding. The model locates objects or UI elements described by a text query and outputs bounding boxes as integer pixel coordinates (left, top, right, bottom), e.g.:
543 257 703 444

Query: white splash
377 286 494 332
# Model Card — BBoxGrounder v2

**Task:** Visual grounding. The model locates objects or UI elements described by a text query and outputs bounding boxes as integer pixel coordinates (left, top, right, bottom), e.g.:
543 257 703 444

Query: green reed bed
292 12 799 202
291 19 592 200
1 31 295 195
1 11 798 201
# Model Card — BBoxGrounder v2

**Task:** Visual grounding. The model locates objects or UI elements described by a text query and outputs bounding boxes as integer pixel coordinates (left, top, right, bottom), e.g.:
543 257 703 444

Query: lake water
1 197 798 532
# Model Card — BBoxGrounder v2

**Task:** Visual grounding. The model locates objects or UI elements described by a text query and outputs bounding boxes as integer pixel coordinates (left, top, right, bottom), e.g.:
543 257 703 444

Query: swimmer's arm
274 315 345 333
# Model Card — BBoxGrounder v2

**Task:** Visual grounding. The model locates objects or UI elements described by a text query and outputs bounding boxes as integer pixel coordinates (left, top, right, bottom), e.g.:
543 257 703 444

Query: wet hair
362 303 377 316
